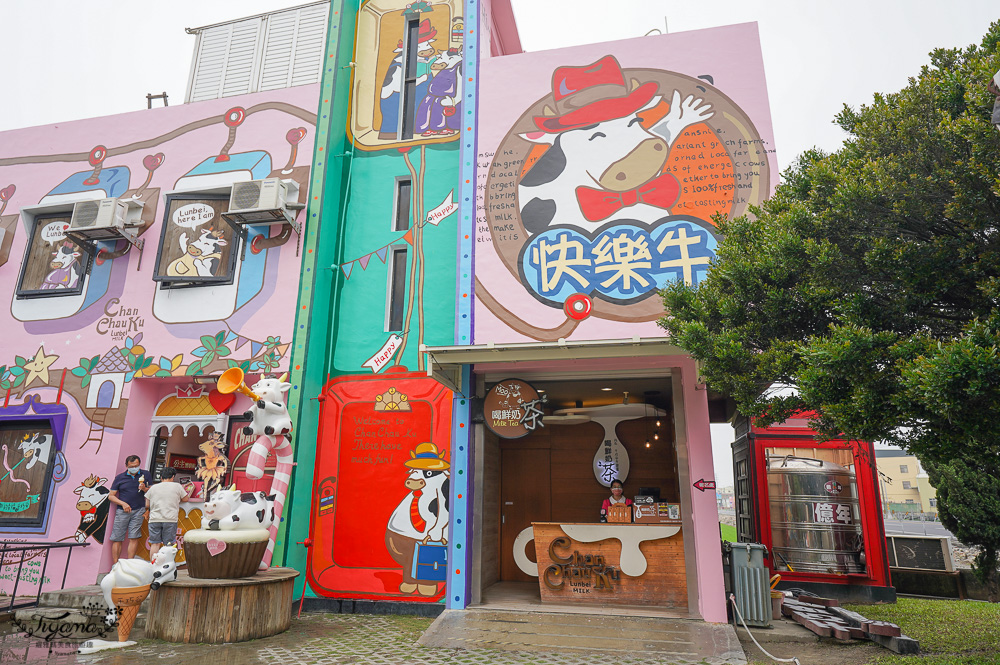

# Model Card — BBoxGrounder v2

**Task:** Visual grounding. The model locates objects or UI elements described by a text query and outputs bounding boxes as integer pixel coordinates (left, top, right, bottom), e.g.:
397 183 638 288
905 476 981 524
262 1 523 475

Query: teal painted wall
331 145 459 373
283 0 463 599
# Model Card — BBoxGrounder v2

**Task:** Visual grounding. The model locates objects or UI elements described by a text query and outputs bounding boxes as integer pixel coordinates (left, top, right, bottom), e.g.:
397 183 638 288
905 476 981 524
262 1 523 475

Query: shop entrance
477 375 686 609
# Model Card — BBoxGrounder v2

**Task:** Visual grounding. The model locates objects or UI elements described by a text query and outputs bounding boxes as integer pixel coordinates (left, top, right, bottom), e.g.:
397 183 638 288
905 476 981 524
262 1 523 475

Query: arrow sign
693 478 716 492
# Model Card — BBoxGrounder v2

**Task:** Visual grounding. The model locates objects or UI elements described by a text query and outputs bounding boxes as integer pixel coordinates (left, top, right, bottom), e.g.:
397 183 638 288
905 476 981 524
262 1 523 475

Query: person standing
144 467 193 558
600 478 633 523
108 455 150 560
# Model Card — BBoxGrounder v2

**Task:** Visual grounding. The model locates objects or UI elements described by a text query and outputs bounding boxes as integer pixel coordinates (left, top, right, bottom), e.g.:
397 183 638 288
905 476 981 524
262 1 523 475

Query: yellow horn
229 483 237 491
217 367 260 401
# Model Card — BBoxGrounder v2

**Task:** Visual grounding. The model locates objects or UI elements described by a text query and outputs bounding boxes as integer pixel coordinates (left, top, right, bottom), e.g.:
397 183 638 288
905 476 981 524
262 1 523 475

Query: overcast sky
3 0 996 485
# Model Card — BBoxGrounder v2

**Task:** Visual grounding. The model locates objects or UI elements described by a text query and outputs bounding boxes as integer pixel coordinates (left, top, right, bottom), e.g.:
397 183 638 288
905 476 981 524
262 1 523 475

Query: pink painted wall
474 23 777 344
0 85 317 593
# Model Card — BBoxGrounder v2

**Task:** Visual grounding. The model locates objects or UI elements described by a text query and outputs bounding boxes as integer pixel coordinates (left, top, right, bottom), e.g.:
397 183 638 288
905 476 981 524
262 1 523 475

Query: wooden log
146 568 298 643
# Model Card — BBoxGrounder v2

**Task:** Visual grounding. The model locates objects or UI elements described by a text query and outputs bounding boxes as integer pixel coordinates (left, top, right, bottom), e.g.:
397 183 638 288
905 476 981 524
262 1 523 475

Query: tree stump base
145 568 298 643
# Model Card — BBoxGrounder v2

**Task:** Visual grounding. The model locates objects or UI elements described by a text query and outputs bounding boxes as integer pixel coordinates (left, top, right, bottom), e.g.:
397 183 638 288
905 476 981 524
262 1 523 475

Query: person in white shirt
144 467 193 557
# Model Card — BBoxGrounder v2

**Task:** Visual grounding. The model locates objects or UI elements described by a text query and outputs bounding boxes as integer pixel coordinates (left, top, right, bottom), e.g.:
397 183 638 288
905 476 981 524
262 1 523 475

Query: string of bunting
332 189 457 279
219 325 290 360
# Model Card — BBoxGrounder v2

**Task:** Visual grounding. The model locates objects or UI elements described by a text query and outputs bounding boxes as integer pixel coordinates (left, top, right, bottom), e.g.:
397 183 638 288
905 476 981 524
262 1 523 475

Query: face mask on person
127 467 139 475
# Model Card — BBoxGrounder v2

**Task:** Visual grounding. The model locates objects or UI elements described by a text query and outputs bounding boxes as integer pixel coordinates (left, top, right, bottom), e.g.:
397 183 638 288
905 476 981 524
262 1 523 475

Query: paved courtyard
1 612 746 665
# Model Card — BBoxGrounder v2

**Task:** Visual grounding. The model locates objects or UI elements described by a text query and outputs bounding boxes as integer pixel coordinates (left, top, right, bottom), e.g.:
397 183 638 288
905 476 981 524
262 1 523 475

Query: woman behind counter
600 478 633 523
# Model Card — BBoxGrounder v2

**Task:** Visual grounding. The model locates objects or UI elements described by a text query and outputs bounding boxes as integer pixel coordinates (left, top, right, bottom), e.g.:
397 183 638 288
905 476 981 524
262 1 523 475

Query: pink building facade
0 84 317 595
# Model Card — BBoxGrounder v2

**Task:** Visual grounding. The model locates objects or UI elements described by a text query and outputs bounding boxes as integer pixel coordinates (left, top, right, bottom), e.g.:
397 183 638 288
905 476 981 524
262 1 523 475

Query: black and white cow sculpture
201 486 275 531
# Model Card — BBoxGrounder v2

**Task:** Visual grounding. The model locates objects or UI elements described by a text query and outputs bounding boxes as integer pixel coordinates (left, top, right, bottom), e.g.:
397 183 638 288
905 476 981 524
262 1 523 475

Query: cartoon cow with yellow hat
385 442 450 596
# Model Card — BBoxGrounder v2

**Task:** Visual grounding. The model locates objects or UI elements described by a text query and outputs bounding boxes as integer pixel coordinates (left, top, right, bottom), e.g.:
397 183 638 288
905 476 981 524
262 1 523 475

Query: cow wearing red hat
379 19 440 139
517 55 714 233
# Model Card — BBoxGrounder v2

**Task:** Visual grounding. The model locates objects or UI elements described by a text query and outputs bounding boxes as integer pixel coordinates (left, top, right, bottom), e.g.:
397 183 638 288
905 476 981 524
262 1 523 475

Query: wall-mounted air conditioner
67 198 143 238
222 178 301 226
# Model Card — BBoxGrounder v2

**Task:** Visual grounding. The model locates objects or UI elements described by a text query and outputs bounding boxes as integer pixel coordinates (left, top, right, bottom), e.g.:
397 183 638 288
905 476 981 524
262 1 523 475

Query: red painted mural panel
308 370 452 601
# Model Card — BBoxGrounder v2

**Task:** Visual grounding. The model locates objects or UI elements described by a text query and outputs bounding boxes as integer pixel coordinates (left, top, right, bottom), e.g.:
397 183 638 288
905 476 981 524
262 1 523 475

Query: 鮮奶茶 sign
483 379 545 439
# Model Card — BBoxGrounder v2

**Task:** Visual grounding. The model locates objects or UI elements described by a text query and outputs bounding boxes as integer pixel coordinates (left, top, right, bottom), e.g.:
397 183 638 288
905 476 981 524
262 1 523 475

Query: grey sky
3 0 997 486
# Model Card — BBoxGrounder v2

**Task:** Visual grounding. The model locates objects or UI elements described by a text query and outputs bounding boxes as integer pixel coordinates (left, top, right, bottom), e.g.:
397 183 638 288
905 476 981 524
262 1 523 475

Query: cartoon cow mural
166 228 227 278
17 432 52 470
200 486 275 531
41 242 82 290
517 55 714 233
385 442 450 596
72 474 110 543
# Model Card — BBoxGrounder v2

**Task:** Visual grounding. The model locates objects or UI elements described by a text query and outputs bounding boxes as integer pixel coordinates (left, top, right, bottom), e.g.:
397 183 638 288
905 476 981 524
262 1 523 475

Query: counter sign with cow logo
476 29 777 339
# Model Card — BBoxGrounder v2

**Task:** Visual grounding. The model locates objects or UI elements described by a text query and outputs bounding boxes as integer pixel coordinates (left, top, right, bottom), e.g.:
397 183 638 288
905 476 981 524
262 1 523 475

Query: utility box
726 542 771 628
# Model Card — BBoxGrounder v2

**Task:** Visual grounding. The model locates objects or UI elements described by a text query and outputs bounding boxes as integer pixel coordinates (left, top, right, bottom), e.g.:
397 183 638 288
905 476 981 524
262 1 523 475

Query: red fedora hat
417 18 437 42
533 56 658 134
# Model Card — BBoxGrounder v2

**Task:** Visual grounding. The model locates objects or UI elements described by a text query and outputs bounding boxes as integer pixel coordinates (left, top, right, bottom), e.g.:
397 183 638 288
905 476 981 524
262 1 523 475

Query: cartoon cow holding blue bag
385 442 449 596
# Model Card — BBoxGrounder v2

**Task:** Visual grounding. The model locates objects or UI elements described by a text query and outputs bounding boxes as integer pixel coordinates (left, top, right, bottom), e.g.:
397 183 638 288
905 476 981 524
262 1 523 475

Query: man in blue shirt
108 455 150 560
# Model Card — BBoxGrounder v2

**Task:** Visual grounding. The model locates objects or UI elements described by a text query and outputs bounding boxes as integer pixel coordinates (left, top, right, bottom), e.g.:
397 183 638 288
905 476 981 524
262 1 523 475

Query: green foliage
661 23 1000 590
70 355 100 389
925 460 1000 601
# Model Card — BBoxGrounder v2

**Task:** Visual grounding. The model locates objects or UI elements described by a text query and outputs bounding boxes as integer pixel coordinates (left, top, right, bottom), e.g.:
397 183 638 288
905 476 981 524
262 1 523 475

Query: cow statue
239 374 294 569
385 442 450 596
18 433 52 470
150 544 180 590
200 485 275 531
100 558 155 625
73 474 111 544
242 376 292 446
166 228 227 278
41 243 82 290
516 55 714 233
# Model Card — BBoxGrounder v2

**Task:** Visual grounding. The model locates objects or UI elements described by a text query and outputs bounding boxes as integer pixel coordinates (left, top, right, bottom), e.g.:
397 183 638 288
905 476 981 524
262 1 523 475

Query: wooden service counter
532 522 687 609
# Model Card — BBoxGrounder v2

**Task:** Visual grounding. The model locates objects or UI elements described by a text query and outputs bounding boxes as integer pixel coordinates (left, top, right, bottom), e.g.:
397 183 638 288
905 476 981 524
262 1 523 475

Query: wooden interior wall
481 430 501 589
497 416 681 581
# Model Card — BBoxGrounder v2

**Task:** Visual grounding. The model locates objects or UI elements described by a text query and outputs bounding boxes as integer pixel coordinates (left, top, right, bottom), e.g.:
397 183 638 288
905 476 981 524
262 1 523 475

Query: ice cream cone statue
110 584 151 642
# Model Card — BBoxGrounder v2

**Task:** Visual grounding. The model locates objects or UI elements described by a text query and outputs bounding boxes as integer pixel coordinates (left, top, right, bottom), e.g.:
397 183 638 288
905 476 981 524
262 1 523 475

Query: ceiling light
601 387 613 392
645 441 651 448
656 420 661 427
654 433 659 441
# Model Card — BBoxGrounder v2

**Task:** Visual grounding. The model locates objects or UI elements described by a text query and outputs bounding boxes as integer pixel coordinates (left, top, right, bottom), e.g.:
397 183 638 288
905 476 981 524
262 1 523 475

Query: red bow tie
81 507 97 515
575 172 680 222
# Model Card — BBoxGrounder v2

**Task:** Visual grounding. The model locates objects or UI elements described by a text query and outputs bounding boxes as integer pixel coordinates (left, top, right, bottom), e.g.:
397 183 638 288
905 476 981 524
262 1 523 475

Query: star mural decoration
23 345 59 388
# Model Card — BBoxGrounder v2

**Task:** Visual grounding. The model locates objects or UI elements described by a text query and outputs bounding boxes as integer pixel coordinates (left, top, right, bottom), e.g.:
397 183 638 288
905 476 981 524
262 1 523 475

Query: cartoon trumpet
217 367 261 402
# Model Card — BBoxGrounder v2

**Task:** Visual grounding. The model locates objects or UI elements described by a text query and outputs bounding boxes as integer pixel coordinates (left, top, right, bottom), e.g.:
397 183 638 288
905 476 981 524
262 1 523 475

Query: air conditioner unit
223 178 298 225
67 198 143 237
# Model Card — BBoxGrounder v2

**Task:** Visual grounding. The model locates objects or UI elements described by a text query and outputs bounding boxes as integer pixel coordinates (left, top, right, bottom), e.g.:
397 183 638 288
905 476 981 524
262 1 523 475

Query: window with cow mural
349 0 465 150
152 195 239 288
0 424 56 527
15 213 92 299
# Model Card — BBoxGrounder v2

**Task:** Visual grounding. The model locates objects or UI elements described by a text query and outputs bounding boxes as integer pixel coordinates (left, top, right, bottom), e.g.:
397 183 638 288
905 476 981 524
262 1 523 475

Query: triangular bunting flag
234 336 249 350
402 229 414 245
358 253 371 271
276 343 290 357
375 246 388 263
341 262 354 279
250 341 264 358
224 330 238 345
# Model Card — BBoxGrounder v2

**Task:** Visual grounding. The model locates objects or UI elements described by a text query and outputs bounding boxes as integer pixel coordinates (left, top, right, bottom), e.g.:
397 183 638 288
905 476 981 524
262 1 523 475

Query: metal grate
72 201 101 228
232 181 262 210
